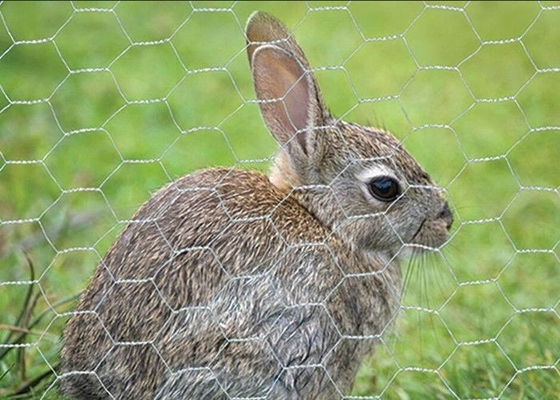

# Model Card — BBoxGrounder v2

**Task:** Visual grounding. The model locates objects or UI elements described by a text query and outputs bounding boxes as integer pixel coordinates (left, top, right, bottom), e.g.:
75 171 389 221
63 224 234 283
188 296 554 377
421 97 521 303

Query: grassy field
0 1 558 399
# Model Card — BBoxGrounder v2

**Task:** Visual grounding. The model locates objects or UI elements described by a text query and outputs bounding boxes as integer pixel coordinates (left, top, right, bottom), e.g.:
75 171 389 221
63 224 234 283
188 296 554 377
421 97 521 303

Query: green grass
1 1 558 398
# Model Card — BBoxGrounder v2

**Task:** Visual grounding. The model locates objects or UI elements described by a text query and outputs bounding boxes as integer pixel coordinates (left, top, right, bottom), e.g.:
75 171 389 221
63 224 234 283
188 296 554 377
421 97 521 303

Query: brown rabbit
60 11 453 399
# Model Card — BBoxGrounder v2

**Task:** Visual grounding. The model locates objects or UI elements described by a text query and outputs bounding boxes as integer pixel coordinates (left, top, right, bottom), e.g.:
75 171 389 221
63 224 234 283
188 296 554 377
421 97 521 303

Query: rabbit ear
246 11 329 164
246 11 310 72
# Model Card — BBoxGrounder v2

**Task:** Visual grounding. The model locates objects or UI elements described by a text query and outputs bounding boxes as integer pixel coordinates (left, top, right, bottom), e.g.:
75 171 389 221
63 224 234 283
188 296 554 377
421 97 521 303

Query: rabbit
60 10 453 400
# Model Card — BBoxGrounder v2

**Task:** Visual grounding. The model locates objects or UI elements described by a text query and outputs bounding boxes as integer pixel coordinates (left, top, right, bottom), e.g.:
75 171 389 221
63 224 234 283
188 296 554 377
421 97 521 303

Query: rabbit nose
438 202 453 230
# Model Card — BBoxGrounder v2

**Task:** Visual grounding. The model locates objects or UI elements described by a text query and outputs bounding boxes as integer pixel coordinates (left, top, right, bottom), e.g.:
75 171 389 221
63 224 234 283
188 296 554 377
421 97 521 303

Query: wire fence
0 1 558 399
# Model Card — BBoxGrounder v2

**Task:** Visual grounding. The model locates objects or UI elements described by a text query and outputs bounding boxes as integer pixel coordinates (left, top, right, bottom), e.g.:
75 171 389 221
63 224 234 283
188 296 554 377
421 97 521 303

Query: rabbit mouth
411 219 426 243
408 216 449 251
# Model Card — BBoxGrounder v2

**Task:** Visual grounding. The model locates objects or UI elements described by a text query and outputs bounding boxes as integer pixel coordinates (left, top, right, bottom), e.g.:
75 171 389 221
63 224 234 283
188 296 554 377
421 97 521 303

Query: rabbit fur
60 11 453 400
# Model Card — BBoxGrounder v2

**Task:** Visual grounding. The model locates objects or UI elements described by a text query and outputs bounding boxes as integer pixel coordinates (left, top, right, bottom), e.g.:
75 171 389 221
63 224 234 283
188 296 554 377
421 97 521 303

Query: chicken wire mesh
0 1 558 399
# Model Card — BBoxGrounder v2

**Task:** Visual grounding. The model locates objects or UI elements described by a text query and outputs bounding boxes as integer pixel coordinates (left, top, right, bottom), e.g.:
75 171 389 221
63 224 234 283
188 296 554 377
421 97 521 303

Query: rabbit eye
368 176 401 202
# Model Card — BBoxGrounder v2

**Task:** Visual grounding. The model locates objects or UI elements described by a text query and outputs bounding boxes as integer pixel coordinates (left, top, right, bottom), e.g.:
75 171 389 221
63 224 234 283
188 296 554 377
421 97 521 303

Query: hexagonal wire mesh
0 1 558 399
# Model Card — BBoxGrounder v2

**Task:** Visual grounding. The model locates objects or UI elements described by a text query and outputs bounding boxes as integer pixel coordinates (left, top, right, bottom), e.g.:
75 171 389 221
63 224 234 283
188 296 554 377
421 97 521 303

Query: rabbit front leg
263 305 348 399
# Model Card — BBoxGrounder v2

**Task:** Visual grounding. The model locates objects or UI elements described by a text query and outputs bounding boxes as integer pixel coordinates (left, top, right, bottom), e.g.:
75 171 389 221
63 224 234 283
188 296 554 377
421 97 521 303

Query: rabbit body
61 168 400 399
61 11 452 400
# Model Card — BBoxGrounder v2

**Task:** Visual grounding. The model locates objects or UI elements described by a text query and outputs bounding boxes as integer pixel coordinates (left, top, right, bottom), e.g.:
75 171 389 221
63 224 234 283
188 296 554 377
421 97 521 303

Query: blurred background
0 1 558 398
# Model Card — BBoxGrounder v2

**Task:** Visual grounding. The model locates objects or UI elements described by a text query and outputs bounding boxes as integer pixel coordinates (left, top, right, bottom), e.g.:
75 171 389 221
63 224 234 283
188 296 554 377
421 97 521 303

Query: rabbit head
246 12 453 258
